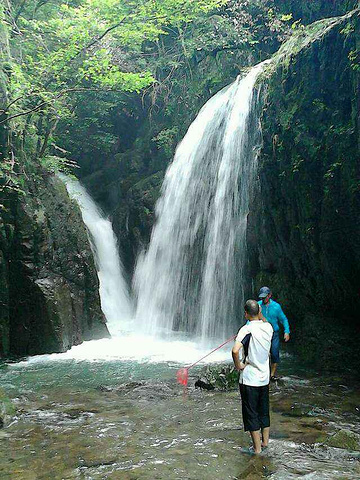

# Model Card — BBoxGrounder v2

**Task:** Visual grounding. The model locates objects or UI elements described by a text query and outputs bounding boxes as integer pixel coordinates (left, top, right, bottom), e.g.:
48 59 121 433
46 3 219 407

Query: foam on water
11 333 233 367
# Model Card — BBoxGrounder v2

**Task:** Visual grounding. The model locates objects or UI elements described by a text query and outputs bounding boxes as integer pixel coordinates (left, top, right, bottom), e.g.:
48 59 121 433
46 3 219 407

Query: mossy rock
0 388 16 428
324 429 360 451
197 364 239 391
0 173 109 357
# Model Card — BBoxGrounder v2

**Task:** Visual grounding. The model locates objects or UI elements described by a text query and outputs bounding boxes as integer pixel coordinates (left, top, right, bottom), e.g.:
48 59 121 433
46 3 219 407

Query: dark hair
244 299 260 317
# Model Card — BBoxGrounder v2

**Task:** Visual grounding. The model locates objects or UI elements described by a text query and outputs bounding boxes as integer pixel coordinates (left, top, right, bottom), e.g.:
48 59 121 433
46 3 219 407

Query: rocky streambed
0 353 359 479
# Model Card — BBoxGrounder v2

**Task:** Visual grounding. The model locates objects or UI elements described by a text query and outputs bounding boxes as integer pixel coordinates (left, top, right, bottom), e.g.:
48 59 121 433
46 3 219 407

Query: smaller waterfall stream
61 176 133 336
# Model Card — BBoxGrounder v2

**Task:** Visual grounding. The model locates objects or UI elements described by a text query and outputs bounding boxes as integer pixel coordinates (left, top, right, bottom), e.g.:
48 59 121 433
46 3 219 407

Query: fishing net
176 367 189 386
175 335 236 388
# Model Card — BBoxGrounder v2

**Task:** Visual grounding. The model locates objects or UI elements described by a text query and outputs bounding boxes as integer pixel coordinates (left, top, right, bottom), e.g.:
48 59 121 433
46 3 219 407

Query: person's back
239 320 273 386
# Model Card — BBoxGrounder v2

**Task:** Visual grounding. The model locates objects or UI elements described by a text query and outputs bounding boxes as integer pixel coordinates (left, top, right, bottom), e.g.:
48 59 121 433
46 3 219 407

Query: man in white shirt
232 299 273 454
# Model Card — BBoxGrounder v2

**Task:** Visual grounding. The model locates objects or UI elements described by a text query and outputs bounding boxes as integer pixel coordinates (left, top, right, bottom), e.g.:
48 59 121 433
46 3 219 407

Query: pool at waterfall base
1 337 359 479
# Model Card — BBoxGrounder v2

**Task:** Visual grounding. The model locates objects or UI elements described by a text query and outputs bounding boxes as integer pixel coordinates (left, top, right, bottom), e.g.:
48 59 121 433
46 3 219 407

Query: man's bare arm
232 340 246 371
259 304 267 322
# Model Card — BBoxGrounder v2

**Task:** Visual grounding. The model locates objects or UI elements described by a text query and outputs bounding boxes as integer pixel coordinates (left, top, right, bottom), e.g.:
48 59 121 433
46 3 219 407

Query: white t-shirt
235 320 273 386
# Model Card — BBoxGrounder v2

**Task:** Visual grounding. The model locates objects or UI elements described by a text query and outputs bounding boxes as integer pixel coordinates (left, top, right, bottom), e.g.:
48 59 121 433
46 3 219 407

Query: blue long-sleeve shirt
257 299 290 334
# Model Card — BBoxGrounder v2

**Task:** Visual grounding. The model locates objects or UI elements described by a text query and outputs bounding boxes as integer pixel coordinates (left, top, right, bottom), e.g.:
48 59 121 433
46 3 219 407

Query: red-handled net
175 334 237 388
176 367 189 386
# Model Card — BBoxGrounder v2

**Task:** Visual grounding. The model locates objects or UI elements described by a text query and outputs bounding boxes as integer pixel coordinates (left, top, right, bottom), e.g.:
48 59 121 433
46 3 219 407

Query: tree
0 0 226 185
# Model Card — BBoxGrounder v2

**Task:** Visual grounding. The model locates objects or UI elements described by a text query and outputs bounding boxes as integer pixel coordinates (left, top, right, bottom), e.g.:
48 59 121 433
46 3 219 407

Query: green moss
325 429 360 451
0 388 16 427
259 9 358 82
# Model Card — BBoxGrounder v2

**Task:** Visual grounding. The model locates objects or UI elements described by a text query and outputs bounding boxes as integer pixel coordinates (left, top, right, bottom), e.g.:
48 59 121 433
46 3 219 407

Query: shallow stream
1 337 359 479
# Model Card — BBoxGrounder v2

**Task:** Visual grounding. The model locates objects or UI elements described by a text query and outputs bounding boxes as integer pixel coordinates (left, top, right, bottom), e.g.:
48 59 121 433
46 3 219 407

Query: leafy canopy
0 0 225 186
5 0 226 99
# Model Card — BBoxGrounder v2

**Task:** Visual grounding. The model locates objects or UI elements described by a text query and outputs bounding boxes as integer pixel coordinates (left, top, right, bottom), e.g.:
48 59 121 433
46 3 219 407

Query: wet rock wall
0 175 109 357
246 11 360 367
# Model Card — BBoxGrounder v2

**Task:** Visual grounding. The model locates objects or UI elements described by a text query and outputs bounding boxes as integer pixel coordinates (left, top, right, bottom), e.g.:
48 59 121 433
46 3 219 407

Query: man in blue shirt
258 286 290 381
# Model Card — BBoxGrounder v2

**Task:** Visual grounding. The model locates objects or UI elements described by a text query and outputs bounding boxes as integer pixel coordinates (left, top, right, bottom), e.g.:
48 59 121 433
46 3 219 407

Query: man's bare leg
270 363 277 378
250 430 262 453
261 427 270 448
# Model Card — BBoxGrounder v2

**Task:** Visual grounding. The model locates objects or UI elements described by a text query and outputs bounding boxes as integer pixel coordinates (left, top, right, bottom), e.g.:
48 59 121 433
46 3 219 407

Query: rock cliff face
246 11 360 366
0 174 109 357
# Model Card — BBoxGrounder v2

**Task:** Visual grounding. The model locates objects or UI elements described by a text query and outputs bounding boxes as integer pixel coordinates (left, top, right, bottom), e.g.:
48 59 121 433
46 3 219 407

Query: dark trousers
240 383 270 432
271 331 280 363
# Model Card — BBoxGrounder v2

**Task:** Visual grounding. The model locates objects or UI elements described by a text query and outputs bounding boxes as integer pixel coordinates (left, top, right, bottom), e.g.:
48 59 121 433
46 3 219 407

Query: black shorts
239 383 270 432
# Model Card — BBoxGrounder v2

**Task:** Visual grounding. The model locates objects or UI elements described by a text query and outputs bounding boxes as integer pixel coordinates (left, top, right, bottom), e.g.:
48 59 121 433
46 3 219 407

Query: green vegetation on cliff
248 9 360 370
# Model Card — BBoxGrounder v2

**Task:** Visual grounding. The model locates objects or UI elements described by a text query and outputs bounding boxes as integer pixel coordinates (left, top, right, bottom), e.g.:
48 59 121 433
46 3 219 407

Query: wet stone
63 407 99 419
114 381 146 394
117 381 177 400
281 403 313 417
97 384 113 392
195 378 215 390
196 364 239 391
0 388 16 428
324 429 360 451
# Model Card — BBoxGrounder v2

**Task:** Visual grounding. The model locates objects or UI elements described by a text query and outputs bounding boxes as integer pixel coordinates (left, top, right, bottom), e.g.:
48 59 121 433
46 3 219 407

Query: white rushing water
12 333 232 366
61 176 133 336
51 176 229 367
134 62 267 340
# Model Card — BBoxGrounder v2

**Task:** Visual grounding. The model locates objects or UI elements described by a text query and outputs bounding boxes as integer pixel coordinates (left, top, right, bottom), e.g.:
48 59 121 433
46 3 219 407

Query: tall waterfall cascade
134 62 268 340
61 176 133 336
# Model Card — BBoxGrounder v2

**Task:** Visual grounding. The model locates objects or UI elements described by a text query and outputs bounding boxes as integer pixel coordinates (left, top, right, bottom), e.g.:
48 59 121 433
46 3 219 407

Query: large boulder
0 173 109 357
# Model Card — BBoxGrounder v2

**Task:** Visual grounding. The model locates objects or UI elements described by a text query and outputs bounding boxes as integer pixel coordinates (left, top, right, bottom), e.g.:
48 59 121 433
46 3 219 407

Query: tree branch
66 13 168 64
0 87 130 125
39 116 59 158
0 94 26 114
35 1 53 14
14 0 27 24
1 99 50 124
71 17 127 61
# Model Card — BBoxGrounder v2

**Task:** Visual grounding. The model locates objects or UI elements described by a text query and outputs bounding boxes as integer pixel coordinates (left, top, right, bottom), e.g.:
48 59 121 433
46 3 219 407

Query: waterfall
134 62 267 340
61 176 133 336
